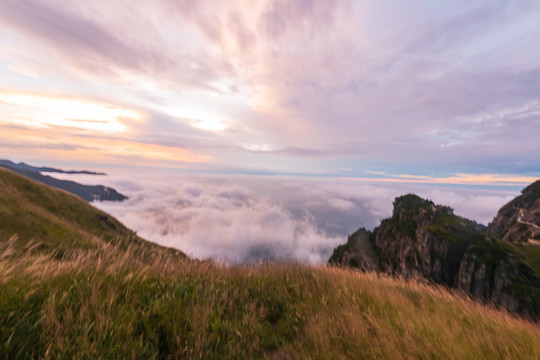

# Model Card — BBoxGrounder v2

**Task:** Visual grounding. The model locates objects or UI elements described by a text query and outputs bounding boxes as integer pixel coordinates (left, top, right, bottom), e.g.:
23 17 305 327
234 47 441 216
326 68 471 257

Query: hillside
0 167 176 256
1 168 540 358
330 193 540 320
0 160 126 202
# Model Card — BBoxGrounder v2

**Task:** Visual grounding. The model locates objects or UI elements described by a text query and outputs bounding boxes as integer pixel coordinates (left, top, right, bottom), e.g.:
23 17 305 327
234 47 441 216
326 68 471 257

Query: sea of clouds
51 169 518 265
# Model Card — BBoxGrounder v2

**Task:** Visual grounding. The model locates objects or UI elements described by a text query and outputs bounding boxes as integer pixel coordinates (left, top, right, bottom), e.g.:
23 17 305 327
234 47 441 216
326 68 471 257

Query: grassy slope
2 240 539 359
0 167 177 257
1 168 539 359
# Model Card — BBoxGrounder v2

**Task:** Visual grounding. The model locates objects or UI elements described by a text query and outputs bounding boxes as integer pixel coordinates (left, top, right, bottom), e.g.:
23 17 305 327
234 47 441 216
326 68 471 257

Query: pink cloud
1 1 539 175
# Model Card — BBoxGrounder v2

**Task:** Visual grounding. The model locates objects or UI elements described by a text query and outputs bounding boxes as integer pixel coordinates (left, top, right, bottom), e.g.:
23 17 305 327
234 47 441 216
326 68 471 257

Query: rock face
328 228 378 271
488 180 540 244
456 243 539 317
374 195 484 286
330 191 540 320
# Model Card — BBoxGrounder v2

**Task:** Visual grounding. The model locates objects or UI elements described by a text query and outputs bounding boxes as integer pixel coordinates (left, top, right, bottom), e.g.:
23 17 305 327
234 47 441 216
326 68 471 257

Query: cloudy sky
1 0 539 184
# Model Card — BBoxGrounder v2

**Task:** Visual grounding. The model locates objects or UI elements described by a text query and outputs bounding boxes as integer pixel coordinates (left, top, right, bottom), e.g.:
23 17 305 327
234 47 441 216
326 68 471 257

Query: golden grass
1 235 539 359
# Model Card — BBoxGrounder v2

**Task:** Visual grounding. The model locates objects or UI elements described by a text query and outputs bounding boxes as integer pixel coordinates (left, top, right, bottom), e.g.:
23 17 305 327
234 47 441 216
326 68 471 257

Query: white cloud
92 171 345 264
78 170 521 264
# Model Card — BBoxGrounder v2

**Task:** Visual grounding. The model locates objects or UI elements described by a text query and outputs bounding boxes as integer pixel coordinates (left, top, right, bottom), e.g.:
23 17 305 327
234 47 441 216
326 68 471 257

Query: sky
1 0 539 185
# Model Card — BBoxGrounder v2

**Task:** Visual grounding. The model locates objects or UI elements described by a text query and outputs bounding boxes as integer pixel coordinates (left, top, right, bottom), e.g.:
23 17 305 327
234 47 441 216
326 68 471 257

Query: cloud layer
62 170 519 265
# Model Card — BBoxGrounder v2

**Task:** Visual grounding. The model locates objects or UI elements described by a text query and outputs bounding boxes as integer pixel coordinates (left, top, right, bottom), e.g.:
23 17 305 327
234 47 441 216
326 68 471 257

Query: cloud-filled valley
55 170 520 265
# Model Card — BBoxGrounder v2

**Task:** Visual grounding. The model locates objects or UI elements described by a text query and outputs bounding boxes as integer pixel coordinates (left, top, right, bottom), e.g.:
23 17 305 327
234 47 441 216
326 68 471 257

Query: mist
57 169 518 264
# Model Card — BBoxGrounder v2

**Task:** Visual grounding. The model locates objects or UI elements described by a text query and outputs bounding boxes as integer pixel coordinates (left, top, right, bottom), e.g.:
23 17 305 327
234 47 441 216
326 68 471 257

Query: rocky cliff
374 195 484 286
457 243 539 317
330 191 540 320
328 228 378 271
488 180 540 244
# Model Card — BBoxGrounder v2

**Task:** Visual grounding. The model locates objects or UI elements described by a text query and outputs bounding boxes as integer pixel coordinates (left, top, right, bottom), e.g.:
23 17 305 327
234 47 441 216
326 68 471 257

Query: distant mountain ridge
0 159 126 202
0 159 106 175
330 182 540 320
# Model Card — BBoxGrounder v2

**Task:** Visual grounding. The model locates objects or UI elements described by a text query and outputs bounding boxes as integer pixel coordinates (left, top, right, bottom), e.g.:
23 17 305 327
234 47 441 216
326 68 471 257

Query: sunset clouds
1 0 539 179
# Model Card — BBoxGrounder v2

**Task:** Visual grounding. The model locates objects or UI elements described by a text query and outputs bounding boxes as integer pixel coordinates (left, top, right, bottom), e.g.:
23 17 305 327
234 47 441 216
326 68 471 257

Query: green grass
0 167 181 258
1 237 539 359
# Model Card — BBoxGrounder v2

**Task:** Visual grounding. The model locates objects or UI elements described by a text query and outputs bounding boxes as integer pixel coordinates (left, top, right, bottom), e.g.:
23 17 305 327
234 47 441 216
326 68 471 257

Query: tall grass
1 235 539 359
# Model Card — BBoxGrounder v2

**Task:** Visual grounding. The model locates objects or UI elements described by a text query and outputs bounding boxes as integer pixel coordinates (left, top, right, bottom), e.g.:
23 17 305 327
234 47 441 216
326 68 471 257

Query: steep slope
0 161 126 202
330 193 540 320
488 180 540 244
0 167 179 257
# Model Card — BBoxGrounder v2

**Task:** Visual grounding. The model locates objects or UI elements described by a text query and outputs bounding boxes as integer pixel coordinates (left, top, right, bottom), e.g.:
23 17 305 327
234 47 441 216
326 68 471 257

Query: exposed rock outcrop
330 190 540 320
456 243 539 317
488 180 540 244
328 228 378 271
373 195 483 286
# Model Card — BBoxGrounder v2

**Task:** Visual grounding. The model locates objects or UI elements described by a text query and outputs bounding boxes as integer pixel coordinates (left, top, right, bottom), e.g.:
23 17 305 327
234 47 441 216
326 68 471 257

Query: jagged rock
457 246 539 315
330 189 540 321
328 228 378 271
374 194 481 286
488 180 540 244
457 253 476 293
471 263 488 299
492 255 518 299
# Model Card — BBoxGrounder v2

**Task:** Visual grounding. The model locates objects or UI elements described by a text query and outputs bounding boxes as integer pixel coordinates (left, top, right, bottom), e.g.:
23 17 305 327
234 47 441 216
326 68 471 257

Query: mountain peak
392 194 452 220
393 194 432 214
